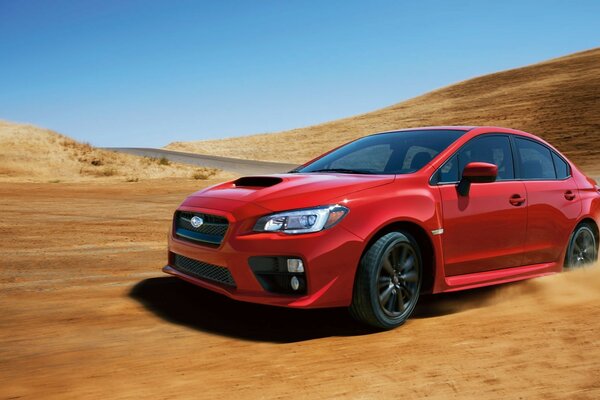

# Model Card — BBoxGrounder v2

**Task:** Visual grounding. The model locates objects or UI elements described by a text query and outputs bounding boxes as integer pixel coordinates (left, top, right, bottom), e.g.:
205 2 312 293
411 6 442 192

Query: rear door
513 137 581 265
436 135 527 276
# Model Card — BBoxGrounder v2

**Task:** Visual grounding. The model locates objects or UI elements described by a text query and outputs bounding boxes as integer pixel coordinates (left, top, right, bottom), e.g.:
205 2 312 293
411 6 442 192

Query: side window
514 138 556 180
438 155 458 182
458 135 514 180
437 135 514 183
552 152 569 179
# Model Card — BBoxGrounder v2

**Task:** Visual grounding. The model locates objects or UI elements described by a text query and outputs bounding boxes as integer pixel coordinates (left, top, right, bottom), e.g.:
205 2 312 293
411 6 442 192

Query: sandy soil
1 180 599 399
167 47 600 175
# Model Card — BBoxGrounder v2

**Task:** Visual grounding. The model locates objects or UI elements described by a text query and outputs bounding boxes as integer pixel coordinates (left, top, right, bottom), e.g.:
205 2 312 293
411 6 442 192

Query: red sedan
164 126 599 329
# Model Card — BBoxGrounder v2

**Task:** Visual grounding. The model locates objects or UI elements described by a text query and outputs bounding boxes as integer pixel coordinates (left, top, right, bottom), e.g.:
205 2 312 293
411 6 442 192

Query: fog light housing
290 276 300 290
248 256 307 295
287 258 304 273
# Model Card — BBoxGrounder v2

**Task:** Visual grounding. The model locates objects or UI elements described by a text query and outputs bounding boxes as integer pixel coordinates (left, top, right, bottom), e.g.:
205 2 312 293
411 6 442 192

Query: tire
350 231 422 330
565 222 598 268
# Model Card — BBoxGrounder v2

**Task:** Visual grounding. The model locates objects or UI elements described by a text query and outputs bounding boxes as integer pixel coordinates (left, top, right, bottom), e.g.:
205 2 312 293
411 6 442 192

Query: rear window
552 152 570 179
515 138 556 180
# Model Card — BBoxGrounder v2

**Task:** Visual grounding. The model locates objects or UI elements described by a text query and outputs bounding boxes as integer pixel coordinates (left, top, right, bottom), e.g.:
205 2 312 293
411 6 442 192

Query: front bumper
165 206 364 308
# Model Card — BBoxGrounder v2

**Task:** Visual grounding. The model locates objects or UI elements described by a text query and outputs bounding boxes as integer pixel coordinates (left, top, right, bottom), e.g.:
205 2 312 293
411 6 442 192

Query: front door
435 135 528 276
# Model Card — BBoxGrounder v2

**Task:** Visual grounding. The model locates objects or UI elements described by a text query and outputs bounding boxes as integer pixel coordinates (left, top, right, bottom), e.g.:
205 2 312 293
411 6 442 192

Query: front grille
172 254 236 287
174 211 229 246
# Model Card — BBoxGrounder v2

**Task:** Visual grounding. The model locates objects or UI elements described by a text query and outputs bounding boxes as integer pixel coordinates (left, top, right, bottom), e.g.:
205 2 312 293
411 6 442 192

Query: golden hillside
167 48 600 174
0 120 221 182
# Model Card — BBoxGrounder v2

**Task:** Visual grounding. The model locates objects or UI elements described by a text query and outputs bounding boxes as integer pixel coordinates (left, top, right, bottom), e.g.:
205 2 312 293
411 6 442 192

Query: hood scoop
233 176 283 188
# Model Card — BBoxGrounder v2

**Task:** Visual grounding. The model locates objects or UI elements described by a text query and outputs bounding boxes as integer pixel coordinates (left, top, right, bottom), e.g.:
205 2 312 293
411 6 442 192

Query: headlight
253 205 349 234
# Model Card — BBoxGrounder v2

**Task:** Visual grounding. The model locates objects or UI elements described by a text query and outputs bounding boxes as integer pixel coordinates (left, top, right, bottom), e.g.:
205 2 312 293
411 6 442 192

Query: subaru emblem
190 216 204 228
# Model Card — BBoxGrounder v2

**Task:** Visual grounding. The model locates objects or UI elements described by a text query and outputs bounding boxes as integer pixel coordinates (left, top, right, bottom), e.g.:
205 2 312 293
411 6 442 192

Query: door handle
564 190 576 201
509 194 526 206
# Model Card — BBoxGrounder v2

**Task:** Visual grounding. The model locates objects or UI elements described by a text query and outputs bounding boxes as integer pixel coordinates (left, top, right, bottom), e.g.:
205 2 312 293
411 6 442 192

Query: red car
164 126 599 329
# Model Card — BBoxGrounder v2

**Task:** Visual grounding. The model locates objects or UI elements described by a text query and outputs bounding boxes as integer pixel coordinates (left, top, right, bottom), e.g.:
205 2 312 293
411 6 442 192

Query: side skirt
441 262 561 293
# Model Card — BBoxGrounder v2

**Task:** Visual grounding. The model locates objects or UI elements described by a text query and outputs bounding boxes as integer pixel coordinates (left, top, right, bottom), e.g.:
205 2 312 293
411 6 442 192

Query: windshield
295 129 467 174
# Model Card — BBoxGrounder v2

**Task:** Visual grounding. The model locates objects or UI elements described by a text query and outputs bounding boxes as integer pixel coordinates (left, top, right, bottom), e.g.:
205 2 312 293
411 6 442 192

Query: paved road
105 147 298 175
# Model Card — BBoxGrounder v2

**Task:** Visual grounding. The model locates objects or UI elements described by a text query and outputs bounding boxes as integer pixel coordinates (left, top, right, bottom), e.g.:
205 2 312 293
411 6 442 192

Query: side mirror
457 162 498 196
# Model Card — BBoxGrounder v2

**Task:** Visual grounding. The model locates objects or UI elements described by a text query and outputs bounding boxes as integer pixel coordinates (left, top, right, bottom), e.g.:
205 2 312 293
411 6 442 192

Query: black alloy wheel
350 231 422 329
566 223 598 268
377 241 420 317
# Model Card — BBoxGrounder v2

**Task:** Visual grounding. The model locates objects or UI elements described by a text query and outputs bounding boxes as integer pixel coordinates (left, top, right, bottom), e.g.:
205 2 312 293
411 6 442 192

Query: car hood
185 173 395 211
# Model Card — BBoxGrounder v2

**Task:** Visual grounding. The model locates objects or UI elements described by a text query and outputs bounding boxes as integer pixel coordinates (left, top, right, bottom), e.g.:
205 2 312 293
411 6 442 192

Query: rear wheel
565 222 598 268
350 231 422 329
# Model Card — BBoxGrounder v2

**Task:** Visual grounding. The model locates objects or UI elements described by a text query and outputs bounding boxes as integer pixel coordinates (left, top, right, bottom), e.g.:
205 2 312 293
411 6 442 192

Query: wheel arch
565 217 600 268
578 217 599 237
358 220 436 294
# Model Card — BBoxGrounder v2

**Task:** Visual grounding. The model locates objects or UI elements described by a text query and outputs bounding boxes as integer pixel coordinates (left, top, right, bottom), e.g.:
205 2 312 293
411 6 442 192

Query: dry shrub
102 167 117 177
60 137 93 153
192 168 217 180
158 157 171 166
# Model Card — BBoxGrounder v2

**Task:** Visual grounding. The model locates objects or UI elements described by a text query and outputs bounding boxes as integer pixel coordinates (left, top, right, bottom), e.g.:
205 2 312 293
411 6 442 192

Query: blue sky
1 0 598 147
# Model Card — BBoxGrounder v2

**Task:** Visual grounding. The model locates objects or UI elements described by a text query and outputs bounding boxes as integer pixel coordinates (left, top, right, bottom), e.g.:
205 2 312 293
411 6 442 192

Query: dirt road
1 181 599 399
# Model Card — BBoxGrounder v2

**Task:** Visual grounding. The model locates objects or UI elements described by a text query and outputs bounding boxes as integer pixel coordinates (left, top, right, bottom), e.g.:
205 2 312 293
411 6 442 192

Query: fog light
287 258 304 273
290 276 300 291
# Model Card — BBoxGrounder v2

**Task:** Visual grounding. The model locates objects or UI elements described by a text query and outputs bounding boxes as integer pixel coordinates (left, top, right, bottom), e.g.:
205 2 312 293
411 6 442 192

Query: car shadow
129 277 374 343
130 277 510 343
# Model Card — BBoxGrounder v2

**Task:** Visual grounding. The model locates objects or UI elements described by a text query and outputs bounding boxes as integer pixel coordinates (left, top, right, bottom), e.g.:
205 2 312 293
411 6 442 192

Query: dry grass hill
0 120 220 182
167 47 600 174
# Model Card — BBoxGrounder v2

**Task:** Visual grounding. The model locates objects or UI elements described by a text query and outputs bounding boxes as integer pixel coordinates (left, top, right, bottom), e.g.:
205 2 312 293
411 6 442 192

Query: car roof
369 125 558 152
374 126 538 137
375 126 476 134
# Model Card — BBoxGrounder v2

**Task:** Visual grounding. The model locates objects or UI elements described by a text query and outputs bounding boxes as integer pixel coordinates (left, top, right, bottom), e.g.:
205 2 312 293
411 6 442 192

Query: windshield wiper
307 168 374 174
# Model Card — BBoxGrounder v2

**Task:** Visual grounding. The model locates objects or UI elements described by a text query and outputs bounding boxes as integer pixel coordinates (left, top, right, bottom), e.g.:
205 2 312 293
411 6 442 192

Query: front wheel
565 222 598 268
350 231 422 330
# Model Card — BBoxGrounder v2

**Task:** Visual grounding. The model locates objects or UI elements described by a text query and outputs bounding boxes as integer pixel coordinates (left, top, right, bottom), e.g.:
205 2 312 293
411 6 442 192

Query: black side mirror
457 162 498 196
